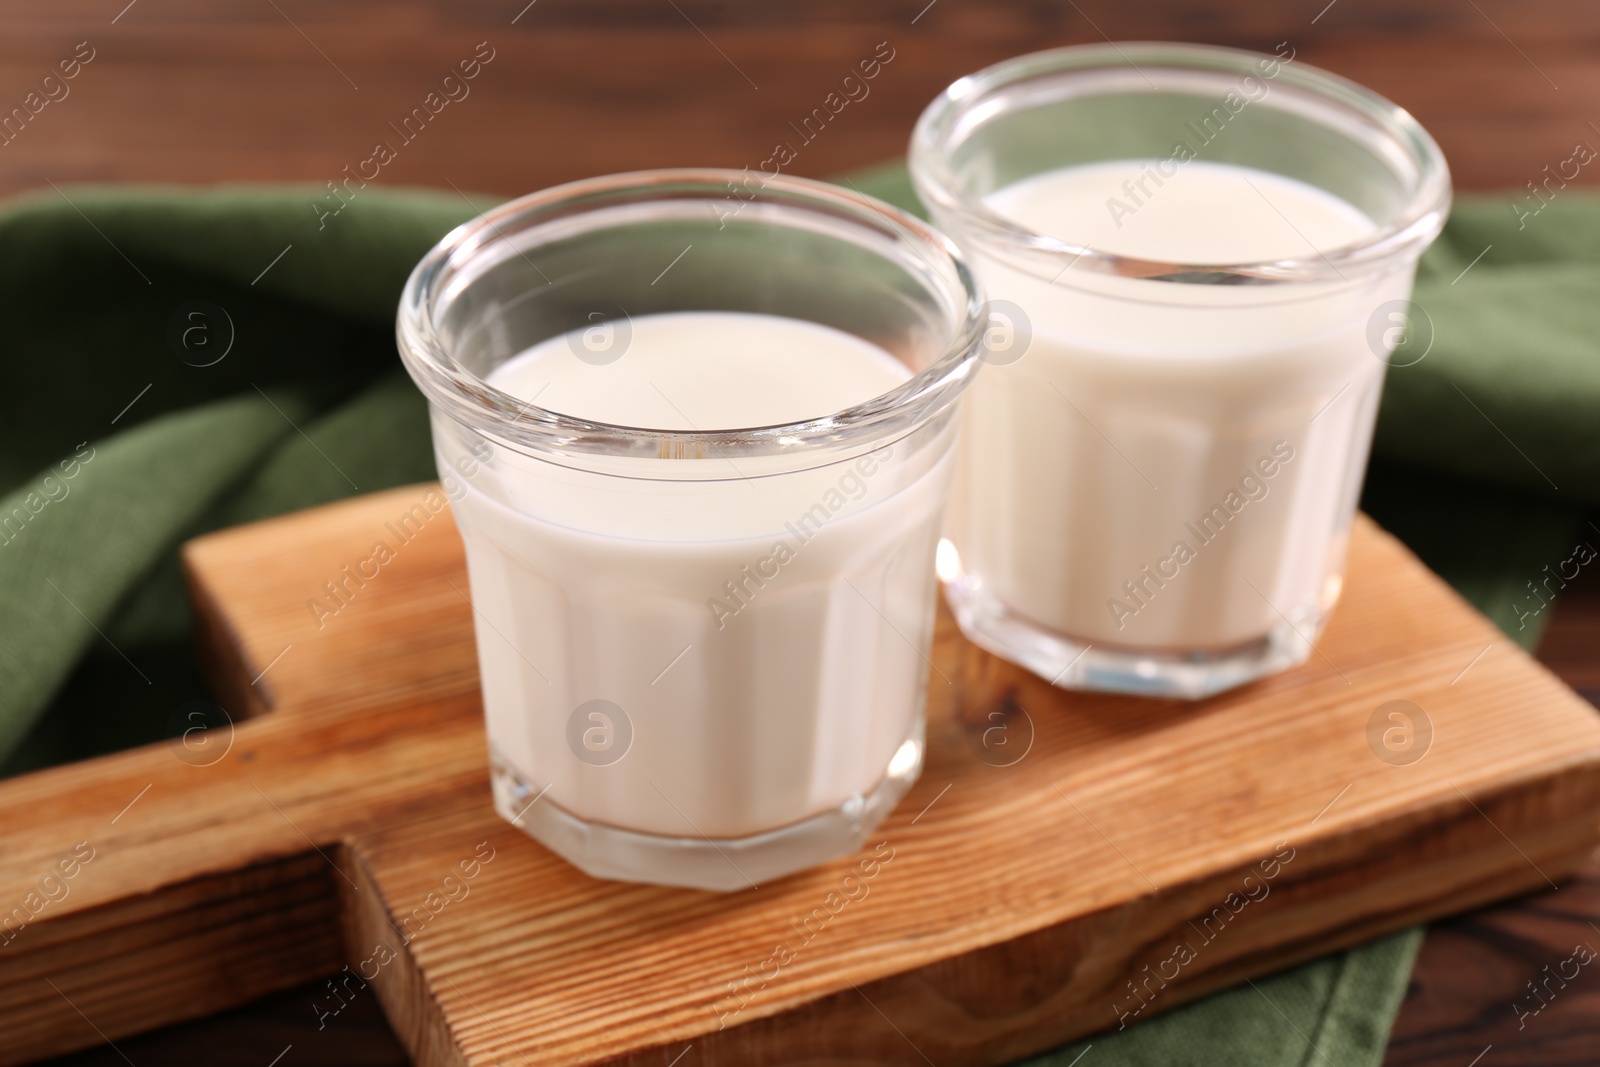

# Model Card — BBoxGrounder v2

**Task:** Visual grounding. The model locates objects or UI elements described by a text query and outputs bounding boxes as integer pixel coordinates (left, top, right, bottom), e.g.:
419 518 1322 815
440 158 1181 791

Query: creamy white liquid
455 311 952 839
950 160 1405 650
499 311 913 430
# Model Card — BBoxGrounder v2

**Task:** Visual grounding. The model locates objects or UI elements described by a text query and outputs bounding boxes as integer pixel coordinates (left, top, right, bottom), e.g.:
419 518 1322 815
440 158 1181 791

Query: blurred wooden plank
0 1 1597 199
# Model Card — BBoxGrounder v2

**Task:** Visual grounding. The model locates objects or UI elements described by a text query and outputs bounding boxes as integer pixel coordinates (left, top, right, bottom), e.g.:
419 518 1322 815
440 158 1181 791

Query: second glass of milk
912 44 1451 698
398 170 983 890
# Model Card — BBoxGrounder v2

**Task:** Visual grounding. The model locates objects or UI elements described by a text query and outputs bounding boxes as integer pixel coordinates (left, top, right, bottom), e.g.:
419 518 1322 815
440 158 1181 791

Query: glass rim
909 41 1453 286
396 168 987 462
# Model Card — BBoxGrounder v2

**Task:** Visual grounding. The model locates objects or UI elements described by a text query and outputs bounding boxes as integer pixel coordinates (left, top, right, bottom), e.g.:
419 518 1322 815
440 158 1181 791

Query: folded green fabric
0 167 1590 1065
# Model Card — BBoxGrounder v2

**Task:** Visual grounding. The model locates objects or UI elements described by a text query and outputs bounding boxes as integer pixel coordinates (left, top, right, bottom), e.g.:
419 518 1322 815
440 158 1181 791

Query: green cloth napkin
0 165 1592 1065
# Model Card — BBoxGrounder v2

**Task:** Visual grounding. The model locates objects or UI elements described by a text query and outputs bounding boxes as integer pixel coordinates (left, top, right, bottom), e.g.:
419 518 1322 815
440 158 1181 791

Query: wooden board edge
0 852 344 1066
555 757 1600 1067
341 843 472 1067
182 547 274 719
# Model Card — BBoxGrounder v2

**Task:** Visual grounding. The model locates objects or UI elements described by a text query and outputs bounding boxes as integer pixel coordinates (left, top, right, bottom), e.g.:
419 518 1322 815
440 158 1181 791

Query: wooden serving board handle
2 485 1598 1066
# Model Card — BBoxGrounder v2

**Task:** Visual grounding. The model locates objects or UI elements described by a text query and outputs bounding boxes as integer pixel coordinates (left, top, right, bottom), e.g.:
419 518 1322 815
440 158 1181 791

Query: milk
947 160 1403 653
456 311 951 844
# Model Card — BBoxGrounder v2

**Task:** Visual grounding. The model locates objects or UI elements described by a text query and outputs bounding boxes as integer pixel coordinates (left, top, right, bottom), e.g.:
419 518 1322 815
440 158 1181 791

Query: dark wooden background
5 1 1599 1064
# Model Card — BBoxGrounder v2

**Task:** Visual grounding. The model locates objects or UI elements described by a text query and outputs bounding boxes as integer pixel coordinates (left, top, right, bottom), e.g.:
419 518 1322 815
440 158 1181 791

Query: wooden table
7 2 1598 1064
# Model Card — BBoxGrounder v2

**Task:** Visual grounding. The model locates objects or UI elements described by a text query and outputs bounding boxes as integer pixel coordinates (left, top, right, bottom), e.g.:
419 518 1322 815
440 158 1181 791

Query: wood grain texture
1384 863 1600 1067
32 977 407 1067
0 0 1598 204
1382 553 1600 1066
3 485 1598 1065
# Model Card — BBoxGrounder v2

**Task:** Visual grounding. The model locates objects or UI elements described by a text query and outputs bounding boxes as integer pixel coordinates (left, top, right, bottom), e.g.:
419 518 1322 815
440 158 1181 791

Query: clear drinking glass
911 43 1451 698
397 170 983 890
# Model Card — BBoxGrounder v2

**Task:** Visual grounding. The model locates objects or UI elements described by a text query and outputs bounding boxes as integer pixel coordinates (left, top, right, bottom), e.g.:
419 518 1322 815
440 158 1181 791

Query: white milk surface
953 160 1396 650
495 310 913 430
459 311 951 839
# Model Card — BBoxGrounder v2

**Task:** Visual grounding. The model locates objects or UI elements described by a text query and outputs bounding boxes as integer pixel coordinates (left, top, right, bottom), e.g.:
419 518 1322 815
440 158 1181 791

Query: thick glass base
488 724 924 892
944 575 1318 700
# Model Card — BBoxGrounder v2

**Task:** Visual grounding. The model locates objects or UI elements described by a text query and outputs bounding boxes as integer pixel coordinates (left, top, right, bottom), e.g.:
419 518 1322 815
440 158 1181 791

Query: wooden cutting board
3 484 1599 1066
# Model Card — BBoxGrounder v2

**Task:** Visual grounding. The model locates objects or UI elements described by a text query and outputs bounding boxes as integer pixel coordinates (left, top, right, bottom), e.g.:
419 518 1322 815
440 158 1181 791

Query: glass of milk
911 43 1451 698
397 170 983 890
